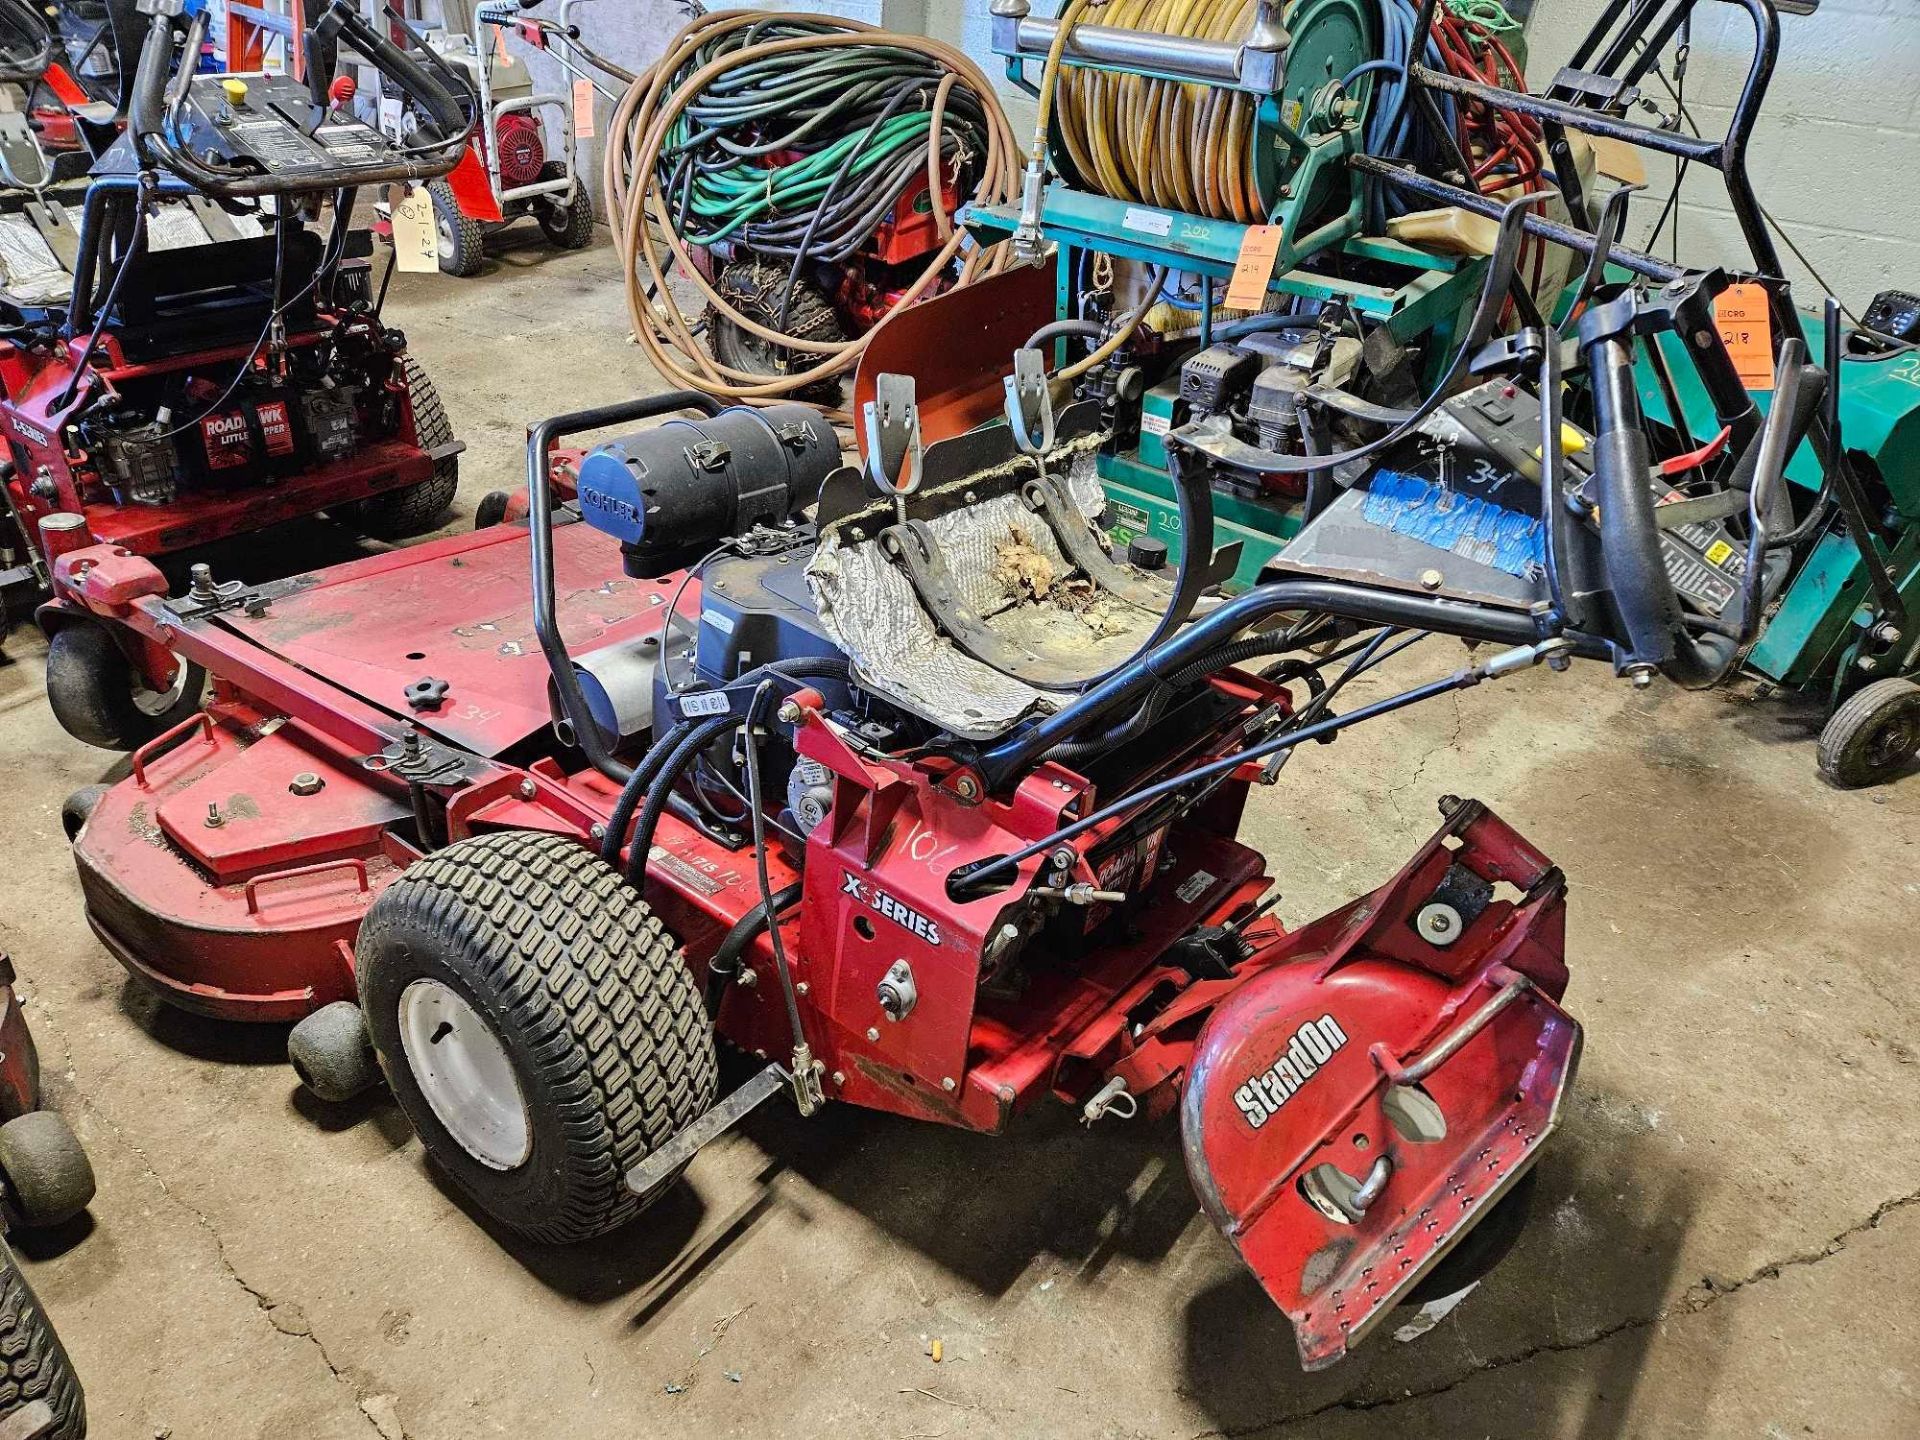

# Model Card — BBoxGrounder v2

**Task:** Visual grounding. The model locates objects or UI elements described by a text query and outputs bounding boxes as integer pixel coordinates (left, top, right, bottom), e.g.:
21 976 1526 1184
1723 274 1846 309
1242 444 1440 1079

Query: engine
1174 324 1365 501
68 327 394 508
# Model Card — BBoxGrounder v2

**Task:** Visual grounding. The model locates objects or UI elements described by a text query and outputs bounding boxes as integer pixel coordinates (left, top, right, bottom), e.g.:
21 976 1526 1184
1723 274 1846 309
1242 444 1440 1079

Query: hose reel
994 0 1375 245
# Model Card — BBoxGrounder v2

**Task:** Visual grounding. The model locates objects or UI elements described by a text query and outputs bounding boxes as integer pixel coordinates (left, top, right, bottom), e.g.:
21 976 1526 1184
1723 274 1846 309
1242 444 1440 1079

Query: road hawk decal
1233 1014 1350 1129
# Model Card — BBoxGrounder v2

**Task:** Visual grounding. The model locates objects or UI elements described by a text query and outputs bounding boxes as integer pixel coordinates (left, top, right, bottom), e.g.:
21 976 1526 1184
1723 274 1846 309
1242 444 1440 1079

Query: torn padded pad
806 451 1169 741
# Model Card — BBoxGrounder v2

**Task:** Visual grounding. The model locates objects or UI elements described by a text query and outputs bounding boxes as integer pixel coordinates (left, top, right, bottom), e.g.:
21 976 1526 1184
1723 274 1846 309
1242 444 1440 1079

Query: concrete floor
2 234 1918 1440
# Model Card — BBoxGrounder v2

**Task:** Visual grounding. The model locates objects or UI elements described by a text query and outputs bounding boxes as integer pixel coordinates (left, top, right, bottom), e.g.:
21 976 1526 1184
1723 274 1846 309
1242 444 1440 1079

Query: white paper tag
1122 206 1173 238
390 186 438 273
1141 411 1171 437
678 690 731 718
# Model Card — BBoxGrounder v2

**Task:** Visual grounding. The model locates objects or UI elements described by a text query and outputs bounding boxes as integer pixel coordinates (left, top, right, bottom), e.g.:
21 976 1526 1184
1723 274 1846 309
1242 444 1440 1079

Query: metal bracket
360 723 472 786
1004 347 1056 456
624 1061 791 1200
862 373 923 526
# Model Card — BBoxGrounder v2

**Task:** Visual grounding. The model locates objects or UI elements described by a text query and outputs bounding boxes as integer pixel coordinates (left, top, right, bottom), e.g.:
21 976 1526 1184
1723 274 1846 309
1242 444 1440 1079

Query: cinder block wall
1525 0 1920 311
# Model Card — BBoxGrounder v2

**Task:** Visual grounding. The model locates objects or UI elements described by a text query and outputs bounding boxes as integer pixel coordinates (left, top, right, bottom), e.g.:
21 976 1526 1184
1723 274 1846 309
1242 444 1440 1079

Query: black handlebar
130 0 476 198
0 0 55 86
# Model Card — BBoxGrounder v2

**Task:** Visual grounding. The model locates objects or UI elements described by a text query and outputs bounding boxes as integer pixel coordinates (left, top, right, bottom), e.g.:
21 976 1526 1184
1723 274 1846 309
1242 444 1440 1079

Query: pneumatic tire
347 356 459 542
536 162 596 251
428 180 485 277
0 1240 84 1440
45 622 204 752
1818 678 1920 788
356 831 716 1244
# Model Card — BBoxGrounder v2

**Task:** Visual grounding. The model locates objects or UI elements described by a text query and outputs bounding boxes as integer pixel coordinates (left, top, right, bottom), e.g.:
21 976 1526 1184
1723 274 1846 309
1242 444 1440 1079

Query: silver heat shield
808 437 1174 740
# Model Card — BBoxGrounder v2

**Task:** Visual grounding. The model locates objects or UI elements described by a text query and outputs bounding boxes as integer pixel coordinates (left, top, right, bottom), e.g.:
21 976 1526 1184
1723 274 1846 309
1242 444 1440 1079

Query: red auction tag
1225 225 1285 312
1716 282 1776 391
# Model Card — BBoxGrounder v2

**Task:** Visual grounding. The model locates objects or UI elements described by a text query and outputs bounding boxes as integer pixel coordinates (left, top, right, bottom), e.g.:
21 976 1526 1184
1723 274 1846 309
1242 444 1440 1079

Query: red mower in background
3 0 479 738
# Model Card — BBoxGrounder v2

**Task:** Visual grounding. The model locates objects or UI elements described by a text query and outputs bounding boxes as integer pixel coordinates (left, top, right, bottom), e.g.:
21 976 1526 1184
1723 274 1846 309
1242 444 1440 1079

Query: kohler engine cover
577 404 840 576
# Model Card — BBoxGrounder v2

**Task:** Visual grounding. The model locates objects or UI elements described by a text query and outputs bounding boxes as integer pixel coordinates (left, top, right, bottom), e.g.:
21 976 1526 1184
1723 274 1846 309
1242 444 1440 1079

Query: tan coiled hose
1053 0 1266 224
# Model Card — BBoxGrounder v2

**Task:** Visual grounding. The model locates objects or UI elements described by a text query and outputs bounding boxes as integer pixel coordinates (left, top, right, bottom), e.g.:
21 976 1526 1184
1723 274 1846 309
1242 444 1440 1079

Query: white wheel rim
397 980 531 1170
437 216 455 261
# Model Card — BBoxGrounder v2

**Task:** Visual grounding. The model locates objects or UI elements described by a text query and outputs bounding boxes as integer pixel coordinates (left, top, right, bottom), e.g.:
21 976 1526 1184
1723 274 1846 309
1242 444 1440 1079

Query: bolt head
589 823 607 841
942 1077 957 1092
1419 568 1444 592
777 701 803 724
831 1071 845 1086
866 1026 880 1042
288 772 324 797
517 779 537 801
795 981 809 996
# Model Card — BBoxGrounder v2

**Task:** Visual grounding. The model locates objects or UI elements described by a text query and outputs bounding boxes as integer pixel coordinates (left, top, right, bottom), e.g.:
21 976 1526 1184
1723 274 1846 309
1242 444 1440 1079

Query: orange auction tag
1225 225 1285 312
573 77 597 140
494 24 511 67
1715 282 1775 391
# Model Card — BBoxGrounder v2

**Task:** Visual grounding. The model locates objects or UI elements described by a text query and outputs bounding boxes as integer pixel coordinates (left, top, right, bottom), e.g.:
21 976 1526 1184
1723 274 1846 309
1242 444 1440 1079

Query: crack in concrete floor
31 1000 394 1439
1199 1183 1920 1437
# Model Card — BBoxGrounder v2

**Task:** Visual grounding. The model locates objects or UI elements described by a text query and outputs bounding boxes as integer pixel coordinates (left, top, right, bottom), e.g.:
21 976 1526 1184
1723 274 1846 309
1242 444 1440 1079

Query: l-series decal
1232 1014 1350 1130
841 871 942 948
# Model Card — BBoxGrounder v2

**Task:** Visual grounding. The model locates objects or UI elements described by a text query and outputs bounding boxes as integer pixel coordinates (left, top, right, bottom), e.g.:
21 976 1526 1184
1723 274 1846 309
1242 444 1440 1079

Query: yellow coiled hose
1054 0 1266 224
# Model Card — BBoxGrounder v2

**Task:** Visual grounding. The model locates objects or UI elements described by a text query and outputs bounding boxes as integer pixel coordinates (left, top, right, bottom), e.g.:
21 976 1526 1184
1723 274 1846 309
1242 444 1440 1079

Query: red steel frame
51 514 1582 1367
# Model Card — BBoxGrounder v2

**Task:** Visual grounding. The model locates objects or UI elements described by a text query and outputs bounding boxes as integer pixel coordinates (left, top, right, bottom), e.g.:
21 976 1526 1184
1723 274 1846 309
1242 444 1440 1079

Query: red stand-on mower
48 201 1802 1367
2 0 478 723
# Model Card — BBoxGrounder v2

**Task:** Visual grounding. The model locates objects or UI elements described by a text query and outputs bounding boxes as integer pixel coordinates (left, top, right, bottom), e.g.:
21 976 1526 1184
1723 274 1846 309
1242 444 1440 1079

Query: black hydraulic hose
1025 319 1104 351
977 578 1610 791
599 718 697 865
704 881 804 1017
602 653 851 868
526 391 725 785
742 682 807 1053
624 716 735 889
957 664 1496 898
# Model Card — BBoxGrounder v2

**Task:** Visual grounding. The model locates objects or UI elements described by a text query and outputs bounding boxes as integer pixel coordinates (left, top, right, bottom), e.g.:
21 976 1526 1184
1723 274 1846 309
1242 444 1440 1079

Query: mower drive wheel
356 831 717 1244
288 1002 383 1104
0 1239 84 1440
1818 678 1920 788
0 1113 94 1231
345 356 459 542
536 162 596 251
45 622 204 752
428 181 485 277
